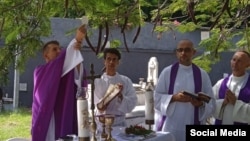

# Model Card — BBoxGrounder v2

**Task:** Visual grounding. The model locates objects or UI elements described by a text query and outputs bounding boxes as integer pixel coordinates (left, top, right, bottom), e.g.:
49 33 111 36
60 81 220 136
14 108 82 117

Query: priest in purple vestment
153 39 216 141
31 25 87 141
213 50 250 125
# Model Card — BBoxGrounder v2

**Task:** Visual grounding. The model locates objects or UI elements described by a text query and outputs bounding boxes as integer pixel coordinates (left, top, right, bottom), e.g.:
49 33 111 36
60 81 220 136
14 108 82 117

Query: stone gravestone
147 57 159 86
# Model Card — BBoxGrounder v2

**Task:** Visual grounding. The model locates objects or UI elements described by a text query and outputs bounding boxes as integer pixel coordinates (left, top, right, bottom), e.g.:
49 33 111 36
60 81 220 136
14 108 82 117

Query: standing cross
84 63 101 141
85 63 101 110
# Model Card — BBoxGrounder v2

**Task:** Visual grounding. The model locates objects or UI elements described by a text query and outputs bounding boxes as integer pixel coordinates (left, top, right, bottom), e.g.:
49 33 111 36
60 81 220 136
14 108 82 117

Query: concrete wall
2 18 238 107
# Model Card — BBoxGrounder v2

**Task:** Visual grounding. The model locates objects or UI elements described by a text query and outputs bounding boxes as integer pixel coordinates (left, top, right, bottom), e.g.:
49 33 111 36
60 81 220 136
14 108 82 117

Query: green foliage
110 39 122 48
1 0 250 83
235 28 250 52
97 39 121 59
177 22 198 33
193 54 217 73
151 0 250 72
0 1 51 85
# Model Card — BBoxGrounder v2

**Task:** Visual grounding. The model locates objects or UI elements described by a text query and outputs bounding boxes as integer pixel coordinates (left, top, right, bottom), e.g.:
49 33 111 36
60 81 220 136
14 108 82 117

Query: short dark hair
103 48 121 60
240 50 250 58
42 40 59 53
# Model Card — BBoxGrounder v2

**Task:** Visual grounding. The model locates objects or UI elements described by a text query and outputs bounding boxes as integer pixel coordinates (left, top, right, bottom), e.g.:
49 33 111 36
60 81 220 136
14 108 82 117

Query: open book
97 84 122 111
183 91 211 103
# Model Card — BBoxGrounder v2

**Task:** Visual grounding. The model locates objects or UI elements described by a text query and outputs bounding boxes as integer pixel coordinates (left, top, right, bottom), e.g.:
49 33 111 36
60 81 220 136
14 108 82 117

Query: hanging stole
215 75 250 125
157 62 202 131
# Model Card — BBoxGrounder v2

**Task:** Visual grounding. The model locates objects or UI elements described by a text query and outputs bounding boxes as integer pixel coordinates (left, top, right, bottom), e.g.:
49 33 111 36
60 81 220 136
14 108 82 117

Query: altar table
109 126 175 141
60 127 176 141
113 131 175 141
70 126 175 141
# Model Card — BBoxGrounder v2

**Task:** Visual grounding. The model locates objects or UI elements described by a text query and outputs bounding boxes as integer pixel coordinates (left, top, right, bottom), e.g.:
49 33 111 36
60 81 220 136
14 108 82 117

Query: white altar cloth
65 126 175 141
98 126 175 141
114 131 175 141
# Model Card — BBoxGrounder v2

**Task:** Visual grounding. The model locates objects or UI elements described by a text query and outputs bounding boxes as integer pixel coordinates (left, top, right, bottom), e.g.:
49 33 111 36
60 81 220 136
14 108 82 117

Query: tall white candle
77 99 90 137
145 91 154 120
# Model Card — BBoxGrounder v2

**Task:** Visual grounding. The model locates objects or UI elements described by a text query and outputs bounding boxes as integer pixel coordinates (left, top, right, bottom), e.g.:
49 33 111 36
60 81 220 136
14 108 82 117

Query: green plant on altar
125 125 153 136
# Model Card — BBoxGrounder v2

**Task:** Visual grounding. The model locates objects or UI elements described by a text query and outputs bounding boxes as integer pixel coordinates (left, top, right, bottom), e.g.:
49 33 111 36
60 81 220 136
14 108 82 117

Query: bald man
213 50 250 125
154 39 215 141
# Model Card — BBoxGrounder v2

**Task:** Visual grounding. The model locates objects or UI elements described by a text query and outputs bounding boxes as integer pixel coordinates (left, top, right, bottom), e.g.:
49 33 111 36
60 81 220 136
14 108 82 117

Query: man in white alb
154 39 216 141
213 50 250 125
94 48 137 129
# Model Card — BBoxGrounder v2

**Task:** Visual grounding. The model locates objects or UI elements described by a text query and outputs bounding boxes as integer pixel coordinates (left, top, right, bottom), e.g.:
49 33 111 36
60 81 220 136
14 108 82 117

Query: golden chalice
105 115 116 141
99 115 108 139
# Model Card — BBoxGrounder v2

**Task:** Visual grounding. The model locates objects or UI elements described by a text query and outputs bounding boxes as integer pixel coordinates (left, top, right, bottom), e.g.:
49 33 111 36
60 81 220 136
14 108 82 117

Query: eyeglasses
176 48 193 53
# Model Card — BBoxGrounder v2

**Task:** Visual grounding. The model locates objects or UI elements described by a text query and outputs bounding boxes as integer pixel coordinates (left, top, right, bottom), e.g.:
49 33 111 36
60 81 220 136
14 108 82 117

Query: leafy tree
0 0 250 85
151 0 250 72
0 0 51 85
0 0 150 85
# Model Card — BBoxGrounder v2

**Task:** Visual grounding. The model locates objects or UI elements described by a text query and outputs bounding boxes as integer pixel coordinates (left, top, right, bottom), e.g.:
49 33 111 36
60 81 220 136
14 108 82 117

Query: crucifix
85 63 101 141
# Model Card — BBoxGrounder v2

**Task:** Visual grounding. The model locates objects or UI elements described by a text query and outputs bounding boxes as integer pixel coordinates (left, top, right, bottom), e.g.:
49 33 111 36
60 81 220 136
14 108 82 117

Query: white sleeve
199 71 216 122
62 39 84 77
74 63 83 88
233 100 250 123
212 79 225 119
117 77 138 113
154 67 174 116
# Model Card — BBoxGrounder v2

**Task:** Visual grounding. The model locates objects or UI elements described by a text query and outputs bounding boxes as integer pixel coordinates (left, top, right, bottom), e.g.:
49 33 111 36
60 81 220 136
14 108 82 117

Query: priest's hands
117 83 123 101
76 24 87 42
171 91 192 103
190 98 204 107
74 24 87 50
171 91 204 107
98 105 107 113
223 89 236 105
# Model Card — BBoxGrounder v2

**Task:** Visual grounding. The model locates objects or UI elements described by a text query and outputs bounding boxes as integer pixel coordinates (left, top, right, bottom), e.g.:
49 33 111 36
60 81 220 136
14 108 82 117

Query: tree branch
210 0 229 30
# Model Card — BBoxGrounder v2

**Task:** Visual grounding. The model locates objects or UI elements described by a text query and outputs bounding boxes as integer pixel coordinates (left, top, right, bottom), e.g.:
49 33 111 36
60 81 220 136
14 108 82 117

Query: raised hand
74 25 87 50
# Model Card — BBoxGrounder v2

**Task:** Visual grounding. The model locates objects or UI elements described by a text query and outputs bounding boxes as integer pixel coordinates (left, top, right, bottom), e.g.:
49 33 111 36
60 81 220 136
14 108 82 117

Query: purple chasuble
157 62 202 131
215 75 250 125
31 49 87 141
